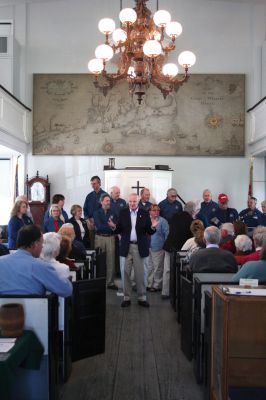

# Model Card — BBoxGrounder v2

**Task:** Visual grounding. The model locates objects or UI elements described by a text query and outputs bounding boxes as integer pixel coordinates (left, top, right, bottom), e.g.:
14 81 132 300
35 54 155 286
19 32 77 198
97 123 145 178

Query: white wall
1 0 266 213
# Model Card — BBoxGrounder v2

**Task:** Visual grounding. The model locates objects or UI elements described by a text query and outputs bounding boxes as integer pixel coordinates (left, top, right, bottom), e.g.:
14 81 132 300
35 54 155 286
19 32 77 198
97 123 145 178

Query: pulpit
104 168 172 203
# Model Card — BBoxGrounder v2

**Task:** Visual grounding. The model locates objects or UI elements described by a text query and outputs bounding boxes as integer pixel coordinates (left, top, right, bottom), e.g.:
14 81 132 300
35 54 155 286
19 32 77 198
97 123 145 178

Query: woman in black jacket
68 204 90 249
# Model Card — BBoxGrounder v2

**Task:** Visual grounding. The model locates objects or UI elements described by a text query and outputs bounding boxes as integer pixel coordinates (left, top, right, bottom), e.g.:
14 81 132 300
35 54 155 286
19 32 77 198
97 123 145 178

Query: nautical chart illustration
33 74 245 156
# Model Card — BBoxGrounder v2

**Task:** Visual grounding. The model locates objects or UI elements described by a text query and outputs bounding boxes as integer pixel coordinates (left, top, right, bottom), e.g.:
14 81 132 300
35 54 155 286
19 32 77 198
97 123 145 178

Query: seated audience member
219 223 236 253
234 234 253 256
199 189 219 226
40 232 70 279
147 204 169 292
68 204 90 249
8 199 33 249
56 236 76 269
234 225 266 266
189 226 238 273
239 196 263 229
231 241 266 283
261 200 266 226
44 194 68 224
0 225 72 297
0 227 9 256
58 223 86 260
233 220 248 237
44 204 64 233
210 193 238 227
181 219 205 261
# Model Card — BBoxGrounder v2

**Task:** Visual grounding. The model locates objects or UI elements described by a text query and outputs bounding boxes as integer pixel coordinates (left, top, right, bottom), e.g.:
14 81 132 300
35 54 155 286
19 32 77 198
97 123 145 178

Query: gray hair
40 232 61 260
167 188 177 195
204 226 221 245
234 235 252 252
253 226 266 247
221 223 234 236
184 201 197 216
203 189 211 196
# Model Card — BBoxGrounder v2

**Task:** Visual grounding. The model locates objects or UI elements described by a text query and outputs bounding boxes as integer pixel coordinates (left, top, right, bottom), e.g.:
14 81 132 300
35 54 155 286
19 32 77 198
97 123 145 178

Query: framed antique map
32 73 245 156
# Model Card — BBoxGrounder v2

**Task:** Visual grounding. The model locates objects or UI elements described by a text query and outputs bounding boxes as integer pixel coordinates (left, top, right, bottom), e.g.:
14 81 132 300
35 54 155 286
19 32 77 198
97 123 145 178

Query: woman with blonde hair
68 204 90 249
44 204 64 233
8 200 33 249
58 223 86 260
181 219 205 260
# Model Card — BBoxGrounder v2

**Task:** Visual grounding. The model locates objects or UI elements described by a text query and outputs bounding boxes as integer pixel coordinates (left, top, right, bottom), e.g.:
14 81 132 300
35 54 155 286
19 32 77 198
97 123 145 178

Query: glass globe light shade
162 63 178 77
143 40 162 58
112 28 127 43
119 8 137 24
128 66 136 77
165 21 183 38
88 58 104 74
98 18 115 34
95 44 114 61
178 51 196 67
153 10 171 27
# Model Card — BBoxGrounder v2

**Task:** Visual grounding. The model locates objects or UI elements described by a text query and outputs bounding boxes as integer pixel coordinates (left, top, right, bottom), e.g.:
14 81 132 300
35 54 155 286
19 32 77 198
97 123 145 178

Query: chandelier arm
161 40 176 54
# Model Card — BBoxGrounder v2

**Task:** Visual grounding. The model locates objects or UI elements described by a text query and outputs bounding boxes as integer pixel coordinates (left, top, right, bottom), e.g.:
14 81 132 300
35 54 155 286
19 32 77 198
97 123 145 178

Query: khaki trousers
121 243 146 301
147 249 165 289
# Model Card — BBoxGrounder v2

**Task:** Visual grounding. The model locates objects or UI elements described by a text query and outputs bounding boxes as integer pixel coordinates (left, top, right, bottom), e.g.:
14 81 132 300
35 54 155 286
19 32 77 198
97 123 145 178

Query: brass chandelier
88 0 196 104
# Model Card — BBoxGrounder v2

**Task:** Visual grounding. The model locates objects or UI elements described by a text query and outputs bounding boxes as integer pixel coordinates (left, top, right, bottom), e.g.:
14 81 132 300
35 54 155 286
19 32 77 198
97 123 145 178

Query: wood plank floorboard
60 288 203 400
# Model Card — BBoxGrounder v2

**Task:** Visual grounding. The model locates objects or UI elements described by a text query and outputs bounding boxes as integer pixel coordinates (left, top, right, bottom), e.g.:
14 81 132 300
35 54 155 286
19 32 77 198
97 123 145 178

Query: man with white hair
108 193 158 307
199 189 218 225
189 226 238 273
110 186 126 219
158 188 183 222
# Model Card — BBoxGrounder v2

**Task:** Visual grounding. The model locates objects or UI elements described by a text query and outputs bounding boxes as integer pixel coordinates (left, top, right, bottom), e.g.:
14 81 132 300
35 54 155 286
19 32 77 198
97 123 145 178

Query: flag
14 155 20 202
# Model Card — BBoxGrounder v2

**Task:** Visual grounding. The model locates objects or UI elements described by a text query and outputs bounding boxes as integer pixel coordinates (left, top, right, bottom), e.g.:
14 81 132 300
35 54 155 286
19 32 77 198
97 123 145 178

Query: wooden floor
60 288 204 400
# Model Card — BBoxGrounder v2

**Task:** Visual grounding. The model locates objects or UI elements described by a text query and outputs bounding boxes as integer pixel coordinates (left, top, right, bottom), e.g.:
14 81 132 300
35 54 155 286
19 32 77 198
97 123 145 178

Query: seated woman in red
44 204 64 233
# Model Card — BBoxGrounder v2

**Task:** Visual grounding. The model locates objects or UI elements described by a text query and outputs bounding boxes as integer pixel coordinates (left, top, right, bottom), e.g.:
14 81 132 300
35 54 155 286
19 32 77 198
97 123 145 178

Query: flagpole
248 156 254 198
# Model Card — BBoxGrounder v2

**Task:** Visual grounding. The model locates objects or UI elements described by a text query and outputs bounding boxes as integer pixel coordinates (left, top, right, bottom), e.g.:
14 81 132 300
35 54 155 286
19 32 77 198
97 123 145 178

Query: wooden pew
180 273 234 363
0 294 59 400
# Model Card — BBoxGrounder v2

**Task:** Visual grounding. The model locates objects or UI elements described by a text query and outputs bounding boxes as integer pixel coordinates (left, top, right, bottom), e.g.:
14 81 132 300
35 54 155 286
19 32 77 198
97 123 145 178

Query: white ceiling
0 145 20 156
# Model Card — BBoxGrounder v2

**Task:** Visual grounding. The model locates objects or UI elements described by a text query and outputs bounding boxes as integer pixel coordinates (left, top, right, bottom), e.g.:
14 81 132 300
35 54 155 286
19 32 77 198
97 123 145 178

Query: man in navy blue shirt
239 196 263 229
199 189 219 225
83 176 106 248
210 193 238 227
138 188 152 211
158 188 183 222
110 186 126 218
93 193 117 290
